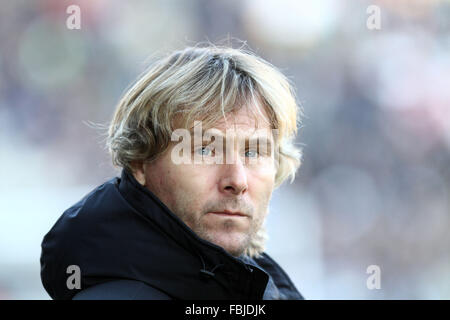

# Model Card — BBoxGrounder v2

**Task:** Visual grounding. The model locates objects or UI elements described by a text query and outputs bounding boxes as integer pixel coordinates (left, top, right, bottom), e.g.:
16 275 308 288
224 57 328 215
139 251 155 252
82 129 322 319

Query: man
40 45 304 300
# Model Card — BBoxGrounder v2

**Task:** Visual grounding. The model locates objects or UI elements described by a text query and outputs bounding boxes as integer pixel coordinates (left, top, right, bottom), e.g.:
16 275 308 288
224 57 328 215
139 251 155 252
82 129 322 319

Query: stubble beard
174 202 264 257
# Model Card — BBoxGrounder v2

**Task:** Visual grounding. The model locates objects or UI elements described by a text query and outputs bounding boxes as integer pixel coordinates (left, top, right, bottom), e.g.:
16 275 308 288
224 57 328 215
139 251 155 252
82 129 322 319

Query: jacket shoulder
72 279 172 300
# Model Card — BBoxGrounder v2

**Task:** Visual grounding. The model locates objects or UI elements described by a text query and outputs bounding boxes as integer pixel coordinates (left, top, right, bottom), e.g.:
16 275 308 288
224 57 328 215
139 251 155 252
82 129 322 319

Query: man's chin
206 231 250 257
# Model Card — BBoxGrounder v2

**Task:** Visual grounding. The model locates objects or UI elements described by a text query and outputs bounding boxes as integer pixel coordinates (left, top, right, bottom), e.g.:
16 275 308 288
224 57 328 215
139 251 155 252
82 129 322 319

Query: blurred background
0 0 449 299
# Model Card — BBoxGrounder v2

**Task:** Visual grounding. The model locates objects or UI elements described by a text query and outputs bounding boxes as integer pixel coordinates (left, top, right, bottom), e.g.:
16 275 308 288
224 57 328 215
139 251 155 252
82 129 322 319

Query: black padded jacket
40 169 304 300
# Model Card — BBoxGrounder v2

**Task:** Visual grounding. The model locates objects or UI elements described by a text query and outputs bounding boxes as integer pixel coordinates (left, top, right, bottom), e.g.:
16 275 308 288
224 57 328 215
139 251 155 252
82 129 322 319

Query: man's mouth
207 210 248 217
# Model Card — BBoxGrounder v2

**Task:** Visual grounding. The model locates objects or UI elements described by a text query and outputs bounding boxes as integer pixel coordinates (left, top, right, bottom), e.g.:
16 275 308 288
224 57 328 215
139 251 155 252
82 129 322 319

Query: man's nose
218 157 248 196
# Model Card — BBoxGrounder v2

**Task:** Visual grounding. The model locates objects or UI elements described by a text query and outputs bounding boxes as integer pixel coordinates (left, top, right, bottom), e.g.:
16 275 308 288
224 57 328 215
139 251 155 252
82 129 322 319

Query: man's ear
130 161 146 186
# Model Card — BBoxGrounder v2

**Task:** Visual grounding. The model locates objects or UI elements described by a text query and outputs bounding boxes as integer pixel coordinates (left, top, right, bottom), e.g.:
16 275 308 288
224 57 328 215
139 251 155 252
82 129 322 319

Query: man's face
136 106 276 257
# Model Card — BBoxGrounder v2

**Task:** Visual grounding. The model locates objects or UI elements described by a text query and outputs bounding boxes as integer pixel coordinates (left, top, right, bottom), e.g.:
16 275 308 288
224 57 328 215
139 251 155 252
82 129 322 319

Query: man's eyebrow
188 127 274 146
246 135 273 147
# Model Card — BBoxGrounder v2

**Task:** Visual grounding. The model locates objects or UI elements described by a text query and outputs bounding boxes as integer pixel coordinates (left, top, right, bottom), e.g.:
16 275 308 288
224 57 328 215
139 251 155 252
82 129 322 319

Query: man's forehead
213 116 270 131
194 105 272 132
217 105 270 126
191 115 273 139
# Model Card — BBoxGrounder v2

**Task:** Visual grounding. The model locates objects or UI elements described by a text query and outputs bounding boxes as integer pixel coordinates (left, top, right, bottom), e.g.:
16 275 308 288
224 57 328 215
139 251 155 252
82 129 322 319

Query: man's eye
196 147 213 156
245 150 258 157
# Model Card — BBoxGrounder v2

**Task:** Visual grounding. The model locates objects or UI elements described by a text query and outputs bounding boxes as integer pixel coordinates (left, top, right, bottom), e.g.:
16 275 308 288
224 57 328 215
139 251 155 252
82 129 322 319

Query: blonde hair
107 45 302 188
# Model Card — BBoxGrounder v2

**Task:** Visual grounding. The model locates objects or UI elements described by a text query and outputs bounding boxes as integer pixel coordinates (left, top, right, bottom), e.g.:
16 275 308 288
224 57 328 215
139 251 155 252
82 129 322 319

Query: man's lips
207 211 248 217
